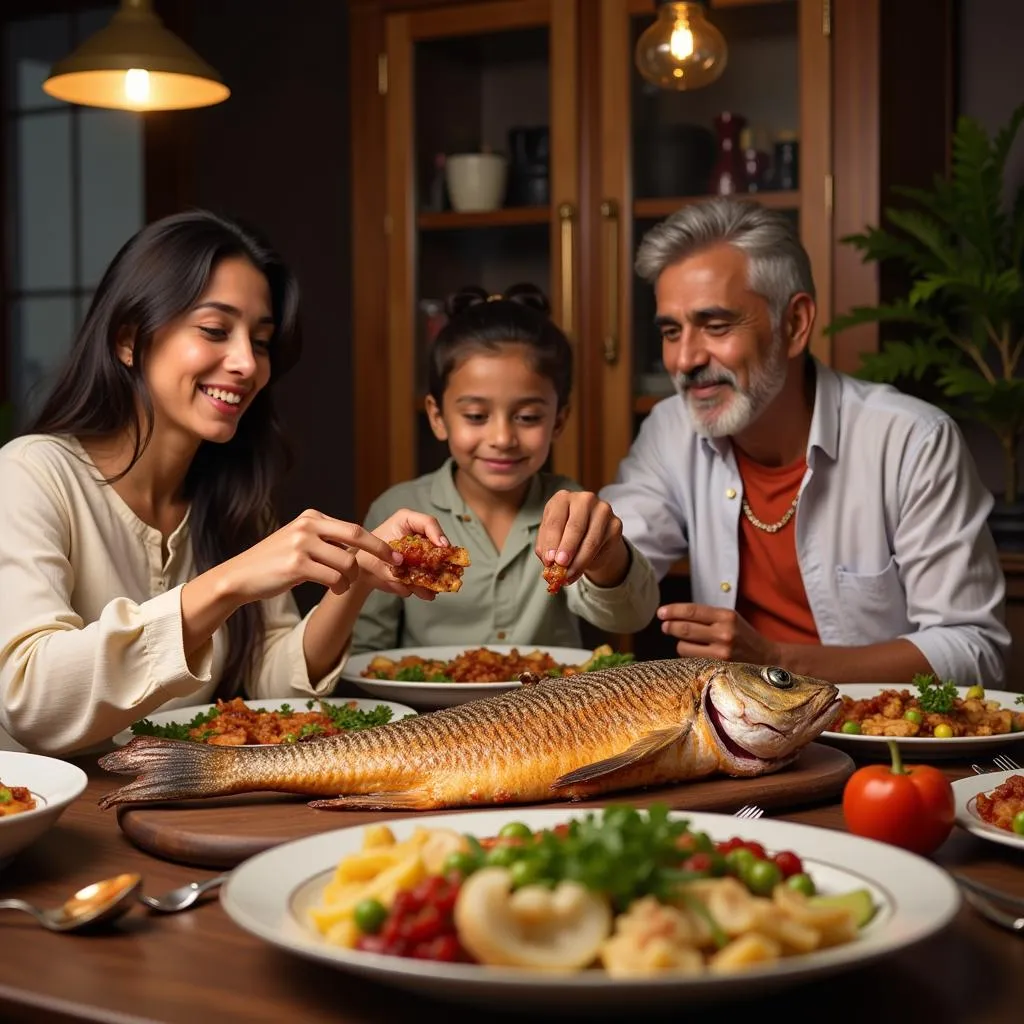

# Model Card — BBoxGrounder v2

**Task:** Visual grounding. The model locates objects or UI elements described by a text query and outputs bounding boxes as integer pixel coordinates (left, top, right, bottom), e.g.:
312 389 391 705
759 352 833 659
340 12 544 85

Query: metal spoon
138 872 228 913
0 872 141 932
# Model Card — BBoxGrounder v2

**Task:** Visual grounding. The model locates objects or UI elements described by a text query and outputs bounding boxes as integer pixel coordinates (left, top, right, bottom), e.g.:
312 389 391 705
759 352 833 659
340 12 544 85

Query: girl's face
125 256 275 447
426 346 567 500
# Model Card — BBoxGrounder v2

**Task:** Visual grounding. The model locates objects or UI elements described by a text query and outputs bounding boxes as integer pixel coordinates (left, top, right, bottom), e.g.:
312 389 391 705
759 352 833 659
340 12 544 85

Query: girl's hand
356 508 450 599
536 490 630 589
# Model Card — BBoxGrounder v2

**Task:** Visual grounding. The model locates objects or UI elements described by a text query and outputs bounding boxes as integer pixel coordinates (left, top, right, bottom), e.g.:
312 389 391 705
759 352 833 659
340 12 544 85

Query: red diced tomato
741 841 767 860
402 905 444 944
683 852 713 874
773 850 803 878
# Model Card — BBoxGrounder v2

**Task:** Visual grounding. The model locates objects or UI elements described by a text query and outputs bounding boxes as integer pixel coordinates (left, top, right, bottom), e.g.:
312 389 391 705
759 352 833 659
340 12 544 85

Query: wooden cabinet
349 0 953 518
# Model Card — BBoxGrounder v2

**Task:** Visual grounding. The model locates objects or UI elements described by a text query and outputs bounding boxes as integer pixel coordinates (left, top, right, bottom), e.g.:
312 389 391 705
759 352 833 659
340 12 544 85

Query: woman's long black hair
28 209 302 697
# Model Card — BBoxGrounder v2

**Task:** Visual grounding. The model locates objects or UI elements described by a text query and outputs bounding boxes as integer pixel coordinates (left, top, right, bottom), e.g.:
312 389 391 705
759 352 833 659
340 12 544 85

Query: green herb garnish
0 788 11 804
1016 694 1024 706
913 673 959 714
584 653 636 672
131 705 222 740
488 804 702 911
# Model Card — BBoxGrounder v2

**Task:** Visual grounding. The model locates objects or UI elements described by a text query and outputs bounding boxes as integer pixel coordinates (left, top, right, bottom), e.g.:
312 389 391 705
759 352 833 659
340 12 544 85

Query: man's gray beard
672 334 788 438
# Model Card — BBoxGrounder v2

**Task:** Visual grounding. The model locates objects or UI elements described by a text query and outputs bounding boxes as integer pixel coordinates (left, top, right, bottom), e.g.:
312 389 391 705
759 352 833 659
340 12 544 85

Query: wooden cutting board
114 742 855 869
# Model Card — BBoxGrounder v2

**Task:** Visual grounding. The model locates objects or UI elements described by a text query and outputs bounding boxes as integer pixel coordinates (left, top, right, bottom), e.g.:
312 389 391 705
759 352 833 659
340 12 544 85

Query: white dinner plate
0 750 88 869
112 697 417 747
953 769 1024 852
221 807 959 1011
818 683 1024 758
342 645 597 709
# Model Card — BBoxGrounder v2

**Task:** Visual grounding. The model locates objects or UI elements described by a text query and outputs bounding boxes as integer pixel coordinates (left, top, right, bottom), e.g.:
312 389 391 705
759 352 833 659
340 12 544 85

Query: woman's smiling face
133 256 276 446
426 346 566 499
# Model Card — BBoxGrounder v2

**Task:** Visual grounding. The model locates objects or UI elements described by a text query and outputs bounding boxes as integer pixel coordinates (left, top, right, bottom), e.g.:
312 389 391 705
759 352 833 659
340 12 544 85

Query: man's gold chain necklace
741 492 800 534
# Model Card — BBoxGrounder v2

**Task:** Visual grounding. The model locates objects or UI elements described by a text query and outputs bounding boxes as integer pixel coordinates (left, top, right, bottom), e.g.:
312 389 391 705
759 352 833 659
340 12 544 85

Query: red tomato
773 851 803 878
842 740 954 855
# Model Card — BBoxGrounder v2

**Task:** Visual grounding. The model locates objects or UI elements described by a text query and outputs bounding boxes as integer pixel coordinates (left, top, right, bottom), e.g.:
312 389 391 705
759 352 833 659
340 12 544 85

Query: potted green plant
825 102 1024 550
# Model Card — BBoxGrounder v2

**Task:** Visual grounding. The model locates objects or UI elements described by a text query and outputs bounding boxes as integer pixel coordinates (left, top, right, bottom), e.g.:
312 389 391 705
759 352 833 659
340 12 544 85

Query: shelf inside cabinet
417 207 551 230
634 192 799 221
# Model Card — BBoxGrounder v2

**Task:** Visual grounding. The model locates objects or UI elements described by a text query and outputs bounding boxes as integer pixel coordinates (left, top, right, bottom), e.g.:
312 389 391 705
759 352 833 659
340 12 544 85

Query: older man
596 197 1009 685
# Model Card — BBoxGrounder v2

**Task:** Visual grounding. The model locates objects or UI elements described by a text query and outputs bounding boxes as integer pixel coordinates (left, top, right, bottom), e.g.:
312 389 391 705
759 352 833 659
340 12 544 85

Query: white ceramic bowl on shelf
445 153 508 212
0 750 88 868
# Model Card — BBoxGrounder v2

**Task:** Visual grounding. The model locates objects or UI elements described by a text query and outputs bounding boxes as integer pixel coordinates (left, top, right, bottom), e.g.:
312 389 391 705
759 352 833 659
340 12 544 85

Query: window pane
4 14 70 112
10 296 76 422
15 111 73 290
79 108 143 287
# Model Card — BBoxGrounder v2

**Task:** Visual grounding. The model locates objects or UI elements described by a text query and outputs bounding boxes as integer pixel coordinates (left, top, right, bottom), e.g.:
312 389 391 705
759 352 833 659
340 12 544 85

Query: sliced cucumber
808 888 876 928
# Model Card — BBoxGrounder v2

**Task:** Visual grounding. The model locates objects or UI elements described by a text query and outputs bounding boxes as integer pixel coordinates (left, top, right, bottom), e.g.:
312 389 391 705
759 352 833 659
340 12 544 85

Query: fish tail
97 736 246 808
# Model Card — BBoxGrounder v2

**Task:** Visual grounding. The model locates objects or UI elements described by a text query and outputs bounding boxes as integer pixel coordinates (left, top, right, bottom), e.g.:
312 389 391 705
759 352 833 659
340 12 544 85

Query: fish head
702 662 840 771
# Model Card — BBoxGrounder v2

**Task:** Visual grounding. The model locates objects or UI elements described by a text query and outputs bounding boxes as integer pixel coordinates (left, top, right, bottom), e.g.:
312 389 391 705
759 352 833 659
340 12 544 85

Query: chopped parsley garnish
484 804 709 912
913 673 959 715
0 788 11 804
584 652 636 672
131 705 222 741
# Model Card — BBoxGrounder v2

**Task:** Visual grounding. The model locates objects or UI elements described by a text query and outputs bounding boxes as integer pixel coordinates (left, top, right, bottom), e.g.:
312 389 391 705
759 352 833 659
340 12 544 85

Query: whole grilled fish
97 658 839 811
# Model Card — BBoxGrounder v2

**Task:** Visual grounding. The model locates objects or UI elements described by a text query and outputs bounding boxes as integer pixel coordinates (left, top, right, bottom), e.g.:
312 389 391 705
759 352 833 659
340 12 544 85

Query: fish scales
97 658 840 811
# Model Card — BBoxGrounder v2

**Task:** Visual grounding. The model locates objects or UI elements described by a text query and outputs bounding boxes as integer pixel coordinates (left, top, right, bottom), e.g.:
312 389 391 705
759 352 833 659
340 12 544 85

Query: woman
0 210 445 755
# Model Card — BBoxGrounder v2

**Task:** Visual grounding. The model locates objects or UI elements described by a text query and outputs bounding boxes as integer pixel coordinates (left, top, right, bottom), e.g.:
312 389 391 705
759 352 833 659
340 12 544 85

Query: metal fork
957 884 1024 935
993 753 1021 772
733 804 764 820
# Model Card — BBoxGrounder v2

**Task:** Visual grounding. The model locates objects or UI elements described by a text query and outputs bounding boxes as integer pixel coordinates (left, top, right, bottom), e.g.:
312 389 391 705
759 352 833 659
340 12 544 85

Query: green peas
903 709 923 725
485 844 520 868
1012 811 1024 836
498 822 533 841
785 873 817 897
840 721 862 735
724 847 756 876
353 897 388 935
442 851 480 877
743 858 783 896
965 684 985 701
933 723 954 738
509 857 543 888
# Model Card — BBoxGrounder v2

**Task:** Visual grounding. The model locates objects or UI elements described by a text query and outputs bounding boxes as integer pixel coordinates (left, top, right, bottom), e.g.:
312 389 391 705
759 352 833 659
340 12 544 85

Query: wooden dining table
1 752 1022 1024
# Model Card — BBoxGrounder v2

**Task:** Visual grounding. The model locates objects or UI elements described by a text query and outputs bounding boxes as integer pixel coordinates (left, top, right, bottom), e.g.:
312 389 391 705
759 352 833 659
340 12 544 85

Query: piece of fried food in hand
389 535 470 593
542 562 568 595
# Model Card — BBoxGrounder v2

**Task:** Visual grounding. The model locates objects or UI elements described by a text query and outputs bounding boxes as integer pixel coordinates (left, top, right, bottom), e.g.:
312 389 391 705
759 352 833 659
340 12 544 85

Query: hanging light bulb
43 0 229 112
635 1 728 91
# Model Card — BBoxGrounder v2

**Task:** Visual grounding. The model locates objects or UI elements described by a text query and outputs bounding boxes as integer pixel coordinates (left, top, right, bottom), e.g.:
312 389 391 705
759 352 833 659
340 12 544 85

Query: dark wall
164 0 354 536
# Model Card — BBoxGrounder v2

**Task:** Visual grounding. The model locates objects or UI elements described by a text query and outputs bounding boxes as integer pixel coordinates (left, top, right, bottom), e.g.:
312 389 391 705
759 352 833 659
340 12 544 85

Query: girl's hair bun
444 282 552 320
503 282 551 317
445 285 490 319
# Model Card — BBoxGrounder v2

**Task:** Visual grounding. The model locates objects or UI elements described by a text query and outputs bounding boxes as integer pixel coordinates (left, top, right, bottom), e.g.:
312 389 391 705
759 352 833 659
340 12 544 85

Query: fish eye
762 666 793 689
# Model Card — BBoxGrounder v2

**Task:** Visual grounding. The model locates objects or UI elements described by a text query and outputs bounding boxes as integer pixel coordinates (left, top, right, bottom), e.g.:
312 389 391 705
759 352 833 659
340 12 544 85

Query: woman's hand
216 508 408 604
536 490 630 589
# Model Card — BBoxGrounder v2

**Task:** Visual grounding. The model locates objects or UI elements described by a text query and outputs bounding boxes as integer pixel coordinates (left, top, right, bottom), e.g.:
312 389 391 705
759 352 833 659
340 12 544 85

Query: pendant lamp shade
42 0 229 111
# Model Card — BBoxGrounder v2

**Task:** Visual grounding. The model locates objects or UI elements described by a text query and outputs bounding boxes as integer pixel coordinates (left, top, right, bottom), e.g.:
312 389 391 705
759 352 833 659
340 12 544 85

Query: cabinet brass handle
600 199 619 365
558 202 575 337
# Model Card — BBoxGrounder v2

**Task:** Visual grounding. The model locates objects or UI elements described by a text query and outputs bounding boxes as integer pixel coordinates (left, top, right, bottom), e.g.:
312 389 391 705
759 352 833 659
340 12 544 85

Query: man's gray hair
634 197 816 329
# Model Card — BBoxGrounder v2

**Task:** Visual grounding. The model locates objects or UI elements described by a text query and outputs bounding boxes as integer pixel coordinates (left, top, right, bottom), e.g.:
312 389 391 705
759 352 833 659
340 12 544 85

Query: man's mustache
674 366 738 390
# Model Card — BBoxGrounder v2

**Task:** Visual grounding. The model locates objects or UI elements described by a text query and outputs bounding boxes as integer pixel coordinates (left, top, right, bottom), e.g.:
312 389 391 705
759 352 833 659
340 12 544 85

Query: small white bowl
445 152 508 212
0 750 88 868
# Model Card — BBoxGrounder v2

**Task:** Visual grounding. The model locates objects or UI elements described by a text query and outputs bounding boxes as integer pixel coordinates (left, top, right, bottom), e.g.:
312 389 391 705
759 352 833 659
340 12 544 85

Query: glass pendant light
635 1 728 91
43 0 229 111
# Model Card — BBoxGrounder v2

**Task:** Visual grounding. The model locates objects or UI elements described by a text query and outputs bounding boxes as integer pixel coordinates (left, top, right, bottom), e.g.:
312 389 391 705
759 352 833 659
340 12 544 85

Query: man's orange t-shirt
734 447 819 645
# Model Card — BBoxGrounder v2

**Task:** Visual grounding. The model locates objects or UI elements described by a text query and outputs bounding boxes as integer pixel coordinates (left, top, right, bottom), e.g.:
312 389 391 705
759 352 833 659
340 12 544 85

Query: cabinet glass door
594 0 829 488
384 0 579 487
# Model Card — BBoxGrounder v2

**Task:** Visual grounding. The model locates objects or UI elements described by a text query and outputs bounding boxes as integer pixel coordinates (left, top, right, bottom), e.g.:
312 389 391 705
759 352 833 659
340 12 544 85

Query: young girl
0 210 446 755
352 283 659 653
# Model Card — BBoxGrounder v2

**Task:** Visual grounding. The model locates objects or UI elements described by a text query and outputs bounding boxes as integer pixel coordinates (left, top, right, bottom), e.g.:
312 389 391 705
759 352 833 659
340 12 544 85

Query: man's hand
657 603 781 664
